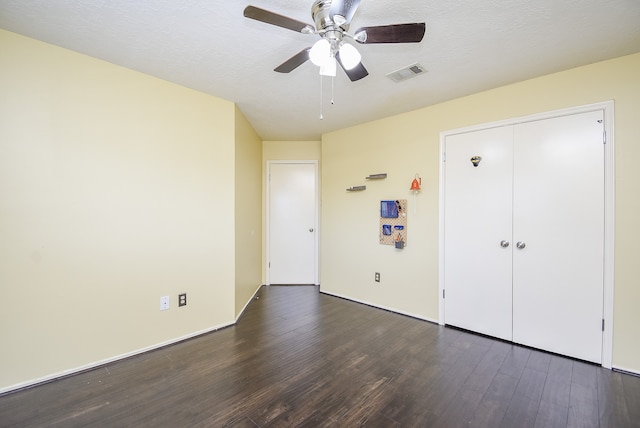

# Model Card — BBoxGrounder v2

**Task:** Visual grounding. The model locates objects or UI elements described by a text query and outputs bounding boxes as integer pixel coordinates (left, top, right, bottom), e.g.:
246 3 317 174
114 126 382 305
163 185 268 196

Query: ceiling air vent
386 63 427 83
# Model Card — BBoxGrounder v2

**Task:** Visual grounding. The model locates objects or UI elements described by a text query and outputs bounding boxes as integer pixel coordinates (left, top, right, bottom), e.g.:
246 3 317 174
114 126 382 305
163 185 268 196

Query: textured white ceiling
1 0 639 140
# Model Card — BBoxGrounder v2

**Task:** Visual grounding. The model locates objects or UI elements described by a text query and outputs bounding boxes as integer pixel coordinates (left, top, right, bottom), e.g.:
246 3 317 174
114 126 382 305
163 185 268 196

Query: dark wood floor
1 285 639 427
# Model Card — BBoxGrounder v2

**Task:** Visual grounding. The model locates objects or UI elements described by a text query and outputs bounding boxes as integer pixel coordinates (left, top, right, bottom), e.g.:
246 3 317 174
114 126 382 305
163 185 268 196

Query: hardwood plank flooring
1 285 639 427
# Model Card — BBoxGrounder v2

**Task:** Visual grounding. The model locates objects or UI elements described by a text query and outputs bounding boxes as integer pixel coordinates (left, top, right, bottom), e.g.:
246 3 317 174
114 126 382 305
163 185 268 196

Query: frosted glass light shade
310 39 331 66
319 56 337 76
338 43 361 70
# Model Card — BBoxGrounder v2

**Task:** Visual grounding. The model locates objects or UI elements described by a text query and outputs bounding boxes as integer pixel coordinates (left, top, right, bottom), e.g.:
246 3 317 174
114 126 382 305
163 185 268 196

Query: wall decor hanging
379 199 407 248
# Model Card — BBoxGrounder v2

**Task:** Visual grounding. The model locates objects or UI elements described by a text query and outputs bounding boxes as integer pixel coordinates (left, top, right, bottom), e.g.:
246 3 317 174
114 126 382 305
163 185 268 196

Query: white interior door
268 162 318 285
512 111 604 363
444 126 514 341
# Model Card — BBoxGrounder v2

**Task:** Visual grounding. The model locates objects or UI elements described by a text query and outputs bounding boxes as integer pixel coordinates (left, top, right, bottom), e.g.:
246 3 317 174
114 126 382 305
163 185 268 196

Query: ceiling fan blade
330 0 362 26
336 53 369 82
274 48 311 73
244 5 313 33
354 23 426 44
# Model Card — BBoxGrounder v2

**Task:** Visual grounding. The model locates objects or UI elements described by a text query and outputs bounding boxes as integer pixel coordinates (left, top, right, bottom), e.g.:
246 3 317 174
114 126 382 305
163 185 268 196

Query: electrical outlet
375 272 380 282
160 295 170 311
178 293 187 307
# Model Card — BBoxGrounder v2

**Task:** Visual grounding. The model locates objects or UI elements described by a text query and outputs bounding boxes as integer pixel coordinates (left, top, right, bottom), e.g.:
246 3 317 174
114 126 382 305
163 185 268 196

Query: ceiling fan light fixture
338 43 361 70
319 56 337 76
310 39 331 66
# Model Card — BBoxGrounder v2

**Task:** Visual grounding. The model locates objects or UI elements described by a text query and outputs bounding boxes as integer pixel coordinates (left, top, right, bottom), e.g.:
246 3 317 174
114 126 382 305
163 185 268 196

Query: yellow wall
263 140 322 161
0 30 239 391
235 107 263 317
321 53 640 372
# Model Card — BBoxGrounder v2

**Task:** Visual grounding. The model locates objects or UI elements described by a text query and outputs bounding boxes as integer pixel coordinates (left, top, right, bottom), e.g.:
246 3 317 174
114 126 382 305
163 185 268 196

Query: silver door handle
500 240 510 248
309 228 314 232
516 241 526 249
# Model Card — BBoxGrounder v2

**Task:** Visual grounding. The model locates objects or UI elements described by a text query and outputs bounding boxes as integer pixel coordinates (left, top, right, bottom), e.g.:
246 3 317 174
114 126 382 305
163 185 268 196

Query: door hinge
443 289 445 299
268 262 270 268
603 130 606 145
602 319 605 331
443 152 446 162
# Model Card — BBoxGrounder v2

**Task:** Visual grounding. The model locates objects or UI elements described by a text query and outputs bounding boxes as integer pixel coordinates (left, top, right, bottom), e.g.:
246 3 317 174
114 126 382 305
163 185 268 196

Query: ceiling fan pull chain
331 76 335 105
319 75 324 120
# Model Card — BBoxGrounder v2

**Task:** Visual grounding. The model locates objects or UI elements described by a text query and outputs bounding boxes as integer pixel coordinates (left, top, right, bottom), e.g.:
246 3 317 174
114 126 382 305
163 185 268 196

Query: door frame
438 101 615 368
266 160 320 286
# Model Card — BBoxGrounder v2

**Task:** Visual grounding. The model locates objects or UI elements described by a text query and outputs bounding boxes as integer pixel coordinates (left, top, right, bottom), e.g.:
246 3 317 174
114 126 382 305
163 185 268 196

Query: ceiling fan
243 0 426 82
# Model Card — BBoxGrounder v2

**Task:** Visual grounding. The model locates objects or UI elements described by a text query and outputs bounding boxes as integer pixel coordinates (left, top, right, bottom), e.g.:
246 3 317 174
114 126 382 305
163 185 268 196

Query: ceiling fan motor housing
312 0 350 57
312 0 337 31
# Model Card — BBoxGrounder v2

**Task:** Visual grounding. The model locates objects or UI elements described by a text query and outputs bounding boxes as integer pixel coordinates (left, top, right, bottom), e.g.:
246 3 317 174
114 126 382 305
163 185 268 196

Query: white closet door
512 111 604 363
268 162 318 285
444 126 514 341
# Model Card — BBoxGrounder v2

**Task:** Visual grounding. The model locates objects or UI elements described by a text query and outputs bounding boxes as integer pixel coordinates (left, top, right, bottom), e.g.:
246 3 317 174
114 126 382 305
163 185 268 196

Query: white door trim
438 100 615 368
266 160 320 286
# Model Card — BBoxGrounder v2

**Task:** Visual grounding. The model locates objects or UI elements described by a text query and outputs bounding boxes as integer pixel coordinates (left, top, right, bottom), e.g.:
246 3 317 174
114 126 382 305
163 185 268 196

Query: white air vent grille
386 63 427 82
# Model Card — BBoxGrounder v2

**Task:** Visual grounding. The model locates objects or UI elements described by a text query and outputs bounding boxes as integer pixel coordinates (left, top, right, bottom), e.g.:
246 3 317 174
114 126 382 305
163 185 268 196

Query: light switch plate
160 295 169 311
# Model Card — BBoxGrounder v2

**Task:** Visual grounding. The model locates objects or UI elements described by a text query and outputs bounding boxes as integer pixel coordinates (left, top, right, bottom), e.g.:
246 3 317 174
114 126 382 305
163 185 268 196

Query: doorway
266 161 319 285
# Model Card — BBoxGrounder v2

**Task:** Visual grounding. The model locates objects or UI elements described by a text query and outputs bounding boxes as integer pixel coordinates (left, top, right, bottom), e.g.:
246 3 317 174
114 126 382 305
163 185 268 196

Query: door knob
516 241 526 249
309 228 314 232
500 240 510 248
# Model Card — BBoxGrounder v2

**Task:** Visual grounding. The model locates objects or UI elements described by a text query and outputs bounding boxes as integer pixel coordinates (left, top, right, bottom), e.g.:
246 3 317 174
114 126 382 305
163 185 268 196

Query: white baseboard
319 290 438 324
2 285 269 396
236 284 264 322
0 321 235 396
612 365 640 377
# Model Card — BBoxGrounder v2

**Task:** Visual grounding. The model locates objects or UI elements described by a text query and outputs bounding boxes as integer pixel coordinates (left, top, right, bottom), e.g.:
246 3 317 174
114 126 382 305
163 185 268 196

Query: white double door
443 110 605 363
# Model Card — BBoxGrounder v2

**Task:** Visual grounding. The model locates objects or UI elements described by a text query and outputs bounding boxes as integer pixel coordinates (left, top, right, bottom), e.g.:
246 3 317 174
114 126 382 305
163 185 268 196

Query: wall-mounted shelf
346 185 367 192
366 173 387 180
